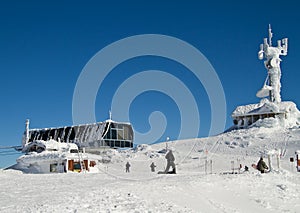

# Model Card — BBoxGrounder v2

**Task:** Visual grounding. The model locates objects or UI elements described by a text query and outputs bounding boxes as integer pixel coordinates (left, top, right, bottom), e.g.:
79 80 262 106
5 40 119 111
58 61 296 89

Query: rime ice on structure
232 26 300 129
257 24 288 103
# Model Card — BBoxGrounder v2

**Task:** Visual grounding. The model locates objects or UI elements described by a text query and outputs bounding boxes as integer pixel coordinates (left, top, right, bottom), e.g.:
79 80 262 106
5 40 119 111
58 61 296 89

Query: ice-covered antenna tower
257 25 288 103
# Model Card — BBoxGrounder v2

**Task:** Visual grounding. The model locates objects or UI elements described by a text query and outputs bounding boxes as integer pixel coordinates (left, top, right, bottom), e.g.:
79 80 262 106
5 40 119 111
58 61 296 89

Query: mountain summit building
232 25 300 129
22 119 134 153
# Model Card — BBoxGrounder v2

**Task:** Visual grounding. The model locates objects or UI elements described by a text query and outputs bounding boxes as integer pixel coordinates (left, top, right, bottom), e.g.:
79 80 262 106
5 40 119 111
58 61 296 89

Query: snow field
1 126 300 212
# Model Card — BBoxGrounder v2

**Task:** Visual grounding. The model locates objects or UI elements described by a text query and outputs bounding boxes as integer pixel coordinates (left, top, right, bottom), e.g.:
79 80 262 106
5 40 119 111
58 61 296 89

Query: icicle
61 127 66 142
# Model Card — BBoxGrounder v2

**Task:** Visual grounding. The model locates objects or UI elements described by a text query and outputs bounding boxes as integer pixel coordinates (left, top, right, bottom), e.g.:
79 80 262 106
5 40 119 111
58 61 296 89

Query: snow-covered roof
18 140 85 164
232 100 296 117
23 139 78 153
29 120 131 131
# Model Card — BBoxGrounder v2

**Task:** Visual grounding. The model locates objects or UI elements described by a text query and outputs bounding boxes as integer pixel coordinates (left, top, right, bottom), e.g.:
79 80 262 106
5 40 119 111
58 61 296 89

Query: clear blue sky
1 0 299 168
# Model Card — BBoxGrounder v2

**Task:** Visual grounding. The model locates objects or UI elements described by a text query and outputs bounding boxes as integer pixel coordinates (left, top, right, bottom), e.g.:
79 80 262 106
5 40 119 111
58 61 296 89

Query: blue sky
1 0 300 167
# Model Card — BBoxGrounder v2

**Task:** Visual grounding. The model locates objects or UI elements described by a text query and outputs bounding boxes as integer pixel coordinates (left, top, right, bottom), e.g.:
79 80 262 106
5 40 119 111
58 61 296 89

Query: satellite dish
256 85 273 98
270 58 278 67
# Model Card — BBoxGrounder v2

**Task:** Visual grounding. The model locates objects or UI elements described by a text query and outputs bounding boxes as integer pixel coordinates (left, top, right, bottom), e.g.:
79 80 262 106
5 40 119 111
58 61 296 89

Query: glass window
117 129 124 140
104 140 110 146
112 129 117 139
115 141 120 147
50 163 58 173
110 123 116 129
125 141 131 147
124 126 129 140
73 162 81 172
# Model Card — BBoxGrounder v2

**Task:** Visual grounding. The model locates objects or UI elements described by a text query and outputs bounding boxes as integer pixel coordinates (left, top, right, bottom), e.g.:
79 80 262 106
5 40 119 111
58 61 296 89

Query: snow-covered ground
1 126 300 212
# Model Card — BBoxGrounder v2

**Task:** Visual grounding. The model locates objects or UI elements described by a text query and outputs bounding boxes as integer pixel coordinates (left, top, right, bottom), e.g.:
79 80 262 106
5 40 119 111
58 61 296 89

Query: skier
150 162 156 172
257 157 268 173
165 149 176 174
125 162 131 173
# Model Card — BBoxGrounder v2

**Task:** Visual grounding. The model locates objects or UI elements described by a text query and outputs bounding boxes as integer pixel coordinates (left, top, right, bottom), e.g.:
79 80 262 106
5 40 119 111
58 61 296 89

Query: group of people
125 151 269 174
125 149 176 174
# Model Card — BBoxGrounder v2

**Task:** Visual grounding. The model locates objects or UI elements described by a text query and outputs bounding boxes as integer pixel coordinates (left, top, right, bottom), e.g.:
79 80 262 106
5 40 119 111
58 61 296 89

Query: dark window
50 163 58 173
115 141 120 147
111 129 117 139
104 140 110 146
125 141 131 147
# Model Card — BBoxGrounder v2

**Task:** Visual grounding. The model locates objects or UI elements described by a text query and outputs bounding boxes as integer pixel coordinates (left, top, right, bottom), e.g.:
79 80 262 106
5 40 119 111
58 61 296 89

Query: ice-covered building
14 118 134 173
15 140 97 173
232 26 300 129
22 119 134 152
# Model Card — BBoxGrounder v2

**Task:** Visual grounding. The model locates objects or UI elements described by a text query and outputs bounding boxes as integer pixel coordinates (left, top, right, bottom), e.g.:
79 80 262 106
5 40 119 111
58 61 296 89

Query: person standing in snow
125 162 131 173
150 162 156 172
257 157 268 173
165 149 176 174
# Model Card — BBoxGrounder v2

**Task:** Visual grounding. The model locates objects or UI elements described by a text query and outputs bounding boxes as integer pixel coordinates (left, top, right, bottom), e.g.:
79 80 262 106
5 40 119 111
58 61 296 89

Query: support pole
205 157 208 175
268 154 272 172
276 154 280 170
231 161 234 174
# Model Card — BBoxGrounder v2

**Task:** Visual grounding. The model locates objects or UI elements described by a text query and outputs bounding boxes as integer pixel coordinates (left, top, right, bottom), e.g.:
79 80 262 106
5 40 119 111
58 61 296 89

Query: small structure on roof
232 25 300 129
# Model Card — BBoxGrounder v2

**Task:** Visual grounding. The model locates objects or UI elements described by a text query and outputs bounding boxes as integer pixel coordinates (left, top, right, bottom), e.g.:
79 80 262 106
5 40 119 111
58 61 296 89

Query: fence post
231 161 234 174
205 157 208 175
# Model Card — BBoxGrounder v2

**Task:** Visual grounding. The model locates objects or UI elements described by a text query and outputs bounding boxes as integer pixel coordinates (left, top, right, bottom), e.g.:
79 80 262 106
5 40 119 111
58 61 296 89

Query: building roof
232 100 296 117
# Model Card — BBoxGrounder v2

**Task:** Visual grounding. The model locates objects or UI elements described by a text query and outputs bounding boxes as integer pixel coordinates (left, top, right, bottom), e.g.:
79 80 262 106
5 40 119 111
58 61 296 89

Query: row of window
103 140 133 148
103 123 133 141
25 122 134 149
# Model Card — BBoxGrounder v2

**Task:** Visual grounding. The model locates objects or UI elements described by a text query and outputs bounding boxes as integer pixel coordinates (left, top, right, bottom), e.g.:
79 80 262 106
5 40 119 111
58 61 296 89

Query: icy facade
22 120 134 150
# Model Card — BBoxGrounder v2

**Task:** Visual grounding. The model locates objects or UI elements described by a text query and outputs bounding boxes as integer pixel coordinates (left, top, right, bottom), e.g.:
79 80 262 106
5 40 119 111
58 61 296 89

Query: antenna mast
268 24 273 46
109 110 112 120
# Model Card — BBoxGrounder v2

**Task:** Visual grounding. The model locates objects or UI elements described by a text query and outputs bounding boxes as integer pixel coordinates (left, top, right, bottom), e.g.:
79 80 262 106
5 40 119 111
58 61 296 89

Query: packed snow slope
1 126 300 212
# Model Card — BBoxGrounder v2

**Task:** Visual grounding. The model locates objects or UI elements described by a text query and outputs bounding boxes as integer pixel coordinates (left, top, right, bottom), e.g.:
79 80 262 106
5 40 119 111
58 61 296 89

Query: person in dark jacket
257 157 268 173
150 162 156 172
165 150 176 174
125 162 131 173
